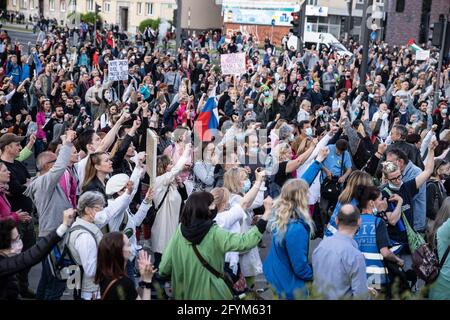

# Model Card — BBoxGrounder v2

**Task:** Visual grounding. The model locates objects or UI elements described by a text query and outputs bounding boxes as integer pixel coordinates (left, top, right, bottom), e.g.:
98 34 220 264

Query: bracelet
138 281 152 289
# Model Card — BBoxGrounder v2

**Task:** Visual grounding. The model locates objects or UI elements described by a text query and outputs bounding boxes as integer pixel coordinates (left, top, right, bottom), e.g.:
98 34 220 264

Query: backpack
411 241 450 284
47 225 98 299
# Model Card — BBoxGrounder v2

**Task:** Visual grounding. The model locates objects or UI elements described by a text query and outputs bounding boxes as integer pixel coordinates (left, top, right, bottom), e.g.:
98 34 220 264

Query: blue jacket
263 216 313 299
6 62 22 86
20 64 30 82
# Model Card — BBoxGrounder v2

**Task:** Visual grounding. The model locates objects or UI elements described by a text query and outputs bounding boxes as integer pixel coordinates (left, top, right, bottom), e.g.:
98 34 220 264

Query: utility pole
359 0 373 92
434 15 448 109
298 0 306 53
346 0 353 40
175 0 182 51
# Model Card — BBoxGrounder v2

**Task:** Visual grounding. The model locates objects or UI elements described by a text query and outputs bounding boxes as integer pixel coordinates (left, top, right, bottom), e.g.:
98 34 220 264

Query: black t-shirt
3 160 33 213
382 179 418 243
376 219 391 250
100 277 138 300
274 161 290 188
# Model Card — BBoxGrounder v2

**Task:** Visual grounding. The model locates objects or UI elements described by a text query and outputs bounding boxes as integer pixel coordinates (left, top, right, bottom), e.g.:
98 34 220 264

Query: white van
288 32 353 57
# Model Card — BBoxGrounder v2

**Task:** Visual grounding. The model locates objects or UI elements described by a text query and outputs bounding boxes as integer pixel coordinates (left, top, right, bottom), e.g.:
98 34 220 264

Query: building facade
6 0 176 33
221 0 387 46
384 0 450 46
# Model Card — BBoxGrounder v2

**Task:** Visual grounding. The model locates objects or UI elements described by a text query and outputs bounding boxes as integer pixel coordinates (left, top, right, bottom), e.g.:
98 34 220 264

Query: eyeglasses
387 173 403 183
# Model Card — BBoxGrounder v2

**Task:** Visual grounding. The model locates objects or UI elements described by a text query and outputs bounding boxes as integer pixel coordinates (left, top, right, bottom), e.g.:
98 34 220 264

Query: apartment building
6 0 176 33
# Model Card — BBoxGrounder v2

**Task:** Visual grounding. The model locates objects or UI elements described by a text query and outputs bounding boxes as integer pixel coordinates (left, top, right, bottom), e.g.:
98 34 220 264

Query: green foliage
138 18 161 33
80 12 103 25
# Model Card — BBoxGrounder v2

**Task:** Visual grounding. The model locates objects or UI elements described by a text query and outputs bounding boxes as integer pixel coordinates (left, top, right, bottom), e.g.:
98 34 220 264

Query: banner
108 59 129 81
220 53 246 75
416 50 430 61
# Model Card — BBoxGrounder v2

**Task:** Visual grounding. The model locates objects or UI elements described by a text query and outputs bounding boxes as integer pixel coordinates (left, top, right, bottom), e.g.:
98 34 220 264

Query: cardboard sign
146 129 158 188
220 53 246 75
416 50 430 61
108 59 129 81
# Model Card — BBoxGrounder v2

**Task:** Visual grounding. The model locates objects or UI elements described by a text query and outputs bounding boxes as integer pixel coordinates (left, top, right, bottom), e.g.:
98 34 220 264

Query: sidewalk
0 21 33 32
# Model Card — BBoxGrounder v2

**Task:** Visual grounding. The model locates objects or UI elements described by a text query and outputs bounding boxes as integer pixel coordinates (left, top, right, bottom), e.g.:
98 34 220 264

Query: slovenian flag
194 95 219 142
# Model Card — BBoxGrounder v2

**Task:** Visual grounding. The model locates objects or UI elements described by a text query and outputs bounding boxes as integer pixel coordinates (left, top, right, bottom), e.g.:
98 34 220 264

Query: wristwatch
138 281 152 289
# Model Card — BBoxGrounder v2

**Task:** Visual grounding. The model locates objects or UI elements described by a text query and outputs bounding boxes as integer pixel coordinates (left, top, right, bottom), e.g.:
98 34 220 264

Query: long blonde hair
224 167 246 195
338 170 374 204
273 179 314 242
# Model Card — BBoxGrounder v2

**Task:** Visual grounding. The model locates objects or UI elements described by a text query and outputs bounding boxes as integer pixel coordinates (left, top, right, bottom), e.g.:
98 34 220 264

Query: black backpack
47 225 98 299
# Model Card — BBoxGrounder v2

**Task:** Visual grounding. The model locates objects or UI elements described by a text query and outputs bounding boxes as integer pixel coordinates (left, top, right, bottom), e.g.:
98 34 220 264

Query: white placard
146 129 158 188
108 59 129 81
220 53 246 75
416 50 430 61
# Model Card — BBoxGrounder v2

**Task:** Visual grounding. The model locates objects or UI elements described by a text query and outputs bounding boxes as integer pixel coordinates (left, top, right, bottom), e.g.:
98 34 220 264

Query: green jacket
159 224 263 300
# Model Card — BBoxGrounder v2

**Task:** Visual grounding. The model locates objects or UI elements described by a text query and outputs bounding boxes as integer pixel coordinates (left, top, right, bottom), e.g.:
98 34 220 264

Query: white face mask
95 80 101 87
94 210 108 226
10 239 23 256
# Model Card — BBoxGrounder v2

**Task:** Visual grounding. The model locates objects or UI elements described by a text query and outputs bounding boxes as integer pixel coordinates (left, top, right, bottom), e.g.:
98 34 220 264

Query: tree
138 18 160 33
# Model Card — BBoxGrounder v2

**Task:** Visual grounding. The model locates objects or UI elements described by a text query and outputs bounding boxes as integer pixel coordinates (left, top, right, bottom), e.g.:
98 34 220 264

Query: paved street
1 24 38 50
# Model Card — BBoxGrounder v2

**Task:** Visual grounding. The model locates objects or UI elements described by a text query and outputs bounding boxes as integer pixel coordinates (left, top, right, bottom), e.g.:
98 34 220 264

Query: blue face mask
249 147 258 155
264 91 270 97
318 110 324 116
305 127 313 137
242 179 251 193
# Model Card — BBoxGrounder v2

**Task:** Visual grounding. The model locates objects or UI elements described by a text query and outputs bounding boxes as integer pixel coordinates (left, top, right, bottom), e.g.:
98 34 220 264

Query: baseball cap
105 174 130 195
0 133 25 149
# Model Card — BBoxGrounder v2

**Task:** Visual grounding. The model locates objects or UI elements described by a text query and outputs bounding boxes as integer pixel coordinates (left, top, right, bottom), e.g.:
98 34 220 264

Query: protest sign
220 53 246 75
416 50 430 61
108 59 129 81
146 129 158 188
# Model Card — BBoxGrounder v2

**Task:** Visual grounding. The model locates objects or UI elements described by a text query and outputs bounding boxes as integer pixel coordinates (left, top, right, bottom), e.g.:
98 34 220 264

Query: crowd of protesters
0 17 449 301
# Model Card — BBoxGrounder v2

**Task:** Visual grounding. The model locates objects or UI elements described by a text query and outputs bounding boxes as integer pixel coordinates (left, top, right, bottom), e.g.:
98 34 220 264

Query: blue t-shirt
322 145 352 179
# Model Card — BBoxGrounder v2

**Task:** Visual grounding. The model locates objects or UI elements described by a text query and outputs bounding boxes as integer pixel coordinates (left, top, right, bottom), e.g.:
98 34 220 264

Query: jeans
36 254 67 300
34 139 46 158
126 259 137 287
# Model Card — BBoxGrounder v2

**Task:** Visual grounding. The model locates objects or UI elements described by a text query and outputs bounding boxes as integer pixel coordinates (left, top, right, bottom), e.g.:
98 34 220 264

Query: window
12 0 17 6
30 0 34 9
396 0 405 12
146 2 153 15
307 0 318 5
87 0 94 12
20 0 27 9
104 1 111 13
137 2 143 15
49 0 55 10
61 0 66 11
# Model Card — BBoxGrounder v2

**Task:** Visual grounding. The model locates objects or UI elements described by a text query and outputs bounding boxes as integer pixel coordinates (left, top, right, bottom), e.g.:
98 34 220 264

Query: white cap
105 174 130 195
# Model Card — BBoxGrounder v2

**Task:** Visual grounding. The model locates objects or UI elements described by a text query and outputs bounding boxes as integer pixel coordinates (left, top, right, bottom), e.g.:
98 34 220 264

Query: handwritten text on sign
220 53 246 75
108 60 129 81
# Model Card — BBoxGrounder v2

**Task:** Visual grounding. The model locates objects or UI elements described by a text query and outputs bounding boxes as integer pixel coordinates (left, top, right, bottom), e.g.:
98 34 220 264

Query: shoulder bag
192 245 243 300
144 186 170 228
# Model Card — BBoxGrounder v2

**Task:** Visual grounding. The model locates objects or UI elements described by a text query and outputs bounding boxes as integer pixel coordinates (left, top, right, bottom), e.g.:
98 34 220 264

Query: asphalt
1 27 39 52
